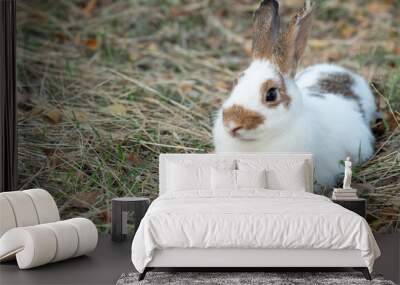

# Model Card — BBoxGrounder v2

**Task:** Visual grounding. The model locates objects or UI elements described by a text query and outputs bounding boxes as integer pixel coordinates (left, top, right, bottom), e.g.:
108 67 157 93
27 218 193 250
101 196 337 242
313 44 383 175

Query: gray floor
0 234 134 285
0 233 399 285
374 232 400 284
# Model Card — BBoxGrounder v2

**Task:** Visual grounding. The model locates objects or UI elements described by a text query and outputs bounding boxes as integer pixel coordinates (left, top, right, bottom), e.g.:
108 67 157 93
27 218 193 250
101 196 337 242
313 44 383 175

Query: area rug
116 272 395 285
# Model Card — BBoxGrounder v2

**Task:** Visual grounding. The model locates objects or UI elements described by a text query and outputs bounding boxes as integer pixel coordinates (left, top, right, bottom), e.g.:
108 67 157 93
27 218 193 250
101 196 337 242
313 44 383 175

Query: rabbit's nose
230 126 243 136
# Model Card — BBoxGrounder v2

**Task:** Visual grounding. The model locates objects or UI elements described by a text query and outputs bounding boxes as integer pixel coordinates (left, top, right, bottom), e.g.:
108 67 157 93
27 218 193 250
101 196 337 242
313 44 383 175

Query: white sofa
0 189 98 269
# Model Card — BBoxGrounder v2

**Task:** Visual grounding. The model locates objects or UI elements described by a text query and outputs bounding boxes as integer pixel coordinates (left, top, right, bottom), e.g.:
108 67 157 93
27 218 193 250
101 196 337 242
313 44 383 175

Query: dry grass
16 0 400 232
356 129 400 233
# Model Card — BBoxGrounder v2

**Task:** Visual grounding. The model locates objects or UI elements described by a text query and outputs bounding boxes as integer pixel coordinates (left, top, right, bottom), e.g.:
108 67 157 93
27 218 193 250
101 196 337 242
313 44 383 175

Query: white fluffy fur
213 60 376 189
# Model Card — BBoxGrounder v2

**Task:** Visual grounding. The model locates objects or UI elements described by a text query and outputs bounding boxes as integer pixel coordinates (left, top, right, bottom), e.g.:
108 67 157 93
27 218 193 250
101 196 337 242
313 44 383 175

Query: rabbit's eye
265 88 278 102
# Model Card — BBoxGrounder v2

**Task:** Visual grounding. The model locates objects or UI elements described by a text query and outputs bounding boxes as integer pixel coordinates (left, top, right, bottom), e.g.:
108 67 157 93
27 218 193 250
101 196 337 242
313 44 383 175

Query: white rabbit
212 0 376 189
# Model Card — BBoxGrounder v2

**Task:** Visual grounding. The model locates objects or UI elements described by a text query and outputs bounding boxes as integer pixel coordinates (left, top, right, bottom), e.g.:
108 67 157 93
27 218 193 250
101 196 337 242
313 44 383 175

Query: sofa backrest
159 153 314 195
0 189 60 237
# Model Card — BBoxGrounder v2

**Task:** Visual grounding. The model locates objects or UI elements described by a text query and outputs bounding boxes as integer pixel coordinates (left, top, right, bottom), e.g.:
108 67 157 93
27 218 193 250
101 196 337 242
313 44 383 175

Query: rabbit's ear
252 0 280 60
277 1 313 77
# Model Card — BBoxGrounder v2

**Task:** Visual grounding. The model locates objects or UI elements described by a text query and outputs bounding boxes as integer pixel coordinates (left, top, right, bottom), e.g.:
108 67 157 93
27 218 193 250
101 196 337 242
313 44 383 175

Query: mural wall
16 0 400 232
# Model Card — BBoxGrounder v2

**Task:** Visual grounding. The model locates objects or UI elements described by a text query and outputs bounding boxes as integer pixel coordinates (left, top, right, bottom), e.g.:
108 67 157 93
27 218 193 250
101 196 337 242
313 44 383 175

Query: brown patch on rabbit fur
260 75 291 109
223 105 265 130
313 72 357 98
252 0 280 60
310 72 365 117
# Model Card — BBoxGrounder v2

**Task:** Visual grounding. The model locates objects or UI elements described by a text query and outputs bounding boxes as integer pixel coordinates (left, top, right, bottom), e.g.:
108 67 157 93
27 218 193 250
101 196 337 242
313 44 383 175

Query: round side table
111 197 150 242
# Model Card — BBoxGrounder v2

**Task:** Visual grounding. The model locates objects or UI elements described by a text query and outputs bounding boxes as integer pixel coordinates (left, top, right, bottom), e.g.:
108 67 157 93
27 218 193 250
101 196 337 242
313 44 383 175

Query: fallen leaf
170 7 185 17
244 41 252 56
367 2 390 13
127 153 141 166
340 24 356 39
147 43 158 53
179 83 193 94
70 191 101 209
384 0 395 4
386 112 400 131
43 109 62 123
31 11 48 23
327 50 343 61
216 80 230 91
308 39 330 49
85 38 98 51
100 210 111 224
83 0 97 17
222 19 233 29
103 104 127 116
72 111 88 122
42 148 55 156
380 207 398 219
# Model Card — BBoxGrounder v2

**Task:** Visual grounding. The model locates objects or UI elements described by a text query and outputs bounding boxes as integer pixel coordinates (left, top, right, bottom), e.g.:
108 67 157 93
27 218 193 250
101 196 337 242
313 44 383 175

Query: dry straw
16 0 399 232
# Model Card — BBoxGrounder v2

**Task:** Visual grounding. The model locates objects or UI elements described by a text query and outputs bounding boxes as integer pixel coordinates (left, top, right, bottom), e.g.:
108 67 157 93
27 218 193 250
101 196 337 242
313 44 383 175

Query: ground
16 0 400 233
